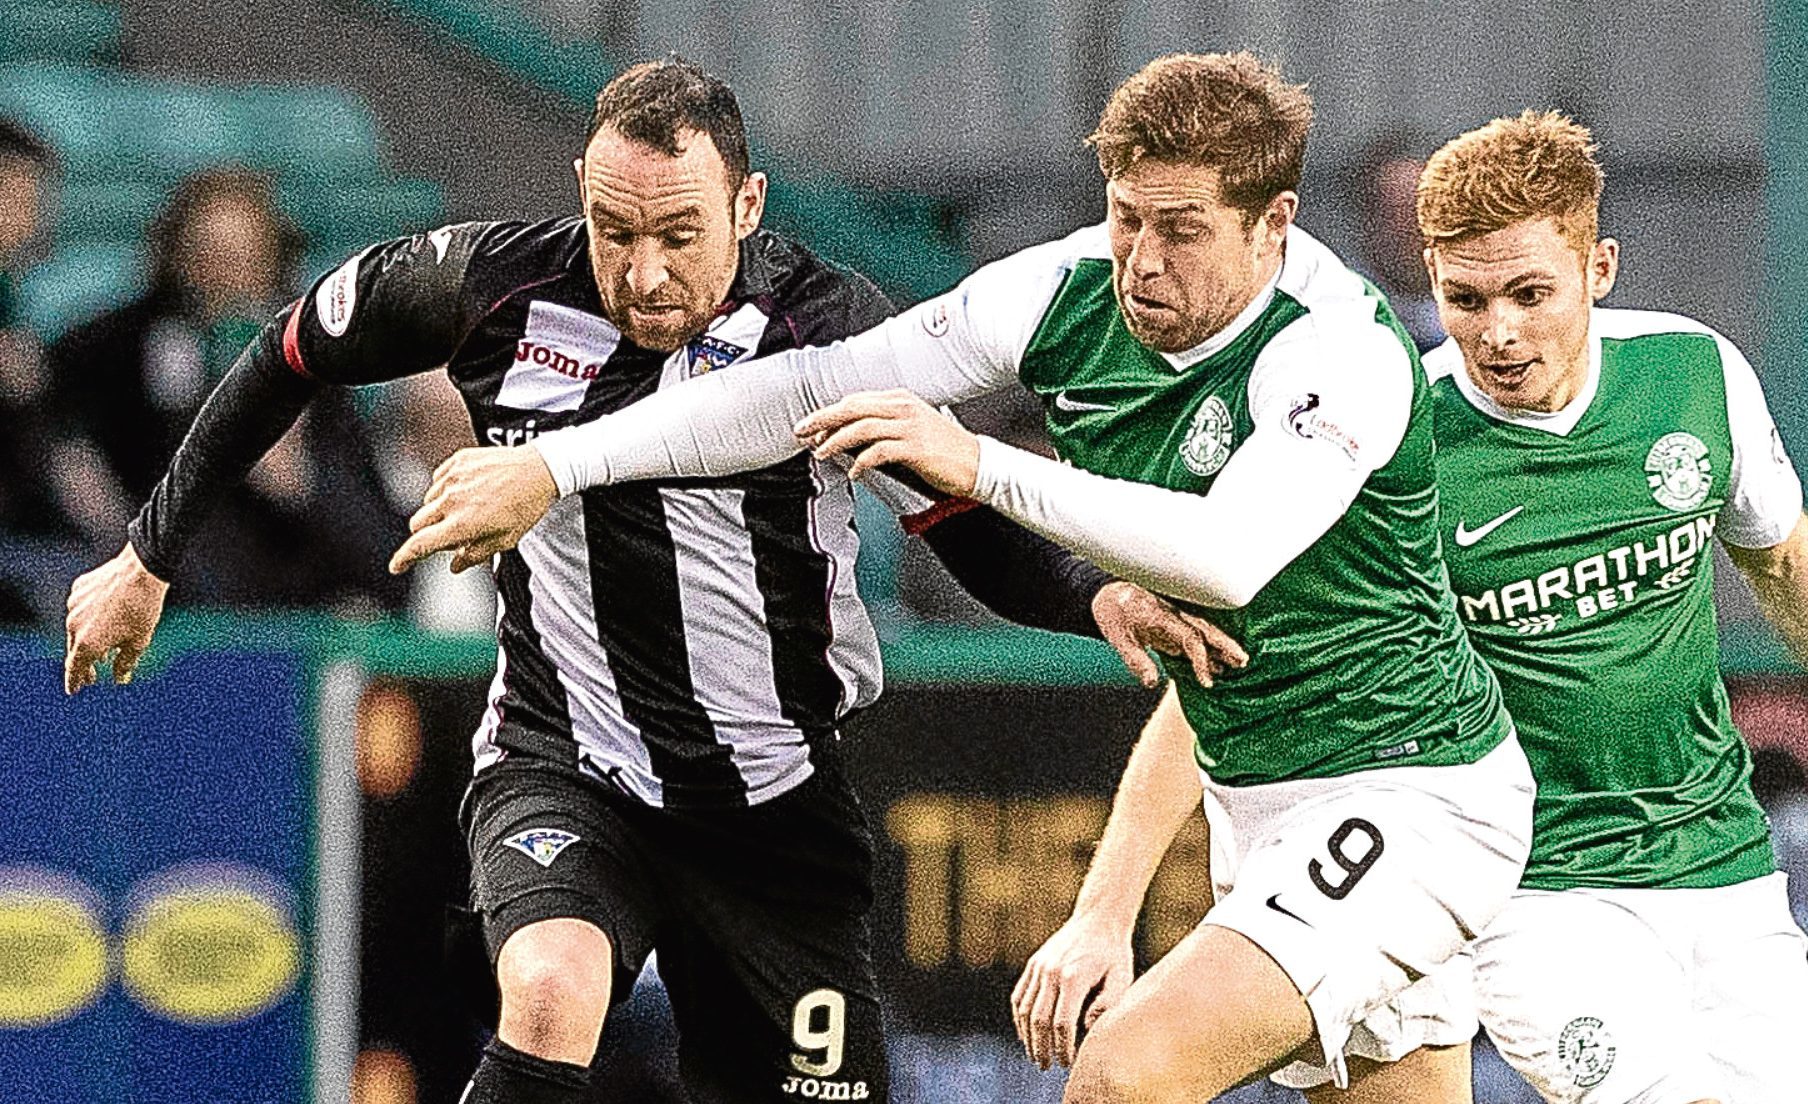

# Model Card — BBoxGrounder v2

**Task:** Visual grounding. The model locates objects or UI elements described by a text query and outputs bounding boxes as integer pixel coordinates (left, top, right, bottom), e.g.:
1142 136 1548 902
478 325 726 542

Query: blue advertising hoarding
0 646 351 1104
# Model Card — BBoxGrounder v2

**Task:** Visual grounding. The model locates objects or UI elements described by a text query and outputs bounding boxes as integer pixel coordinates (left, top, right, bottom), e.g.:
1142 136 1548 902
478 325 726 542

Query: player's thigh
1688 872 1808 1103
1474 890 1721 1104
1065 921 1314 1102
1304 1042 1473 1104
660 759 888 1103
1206 759 1529 1089
463 761 660 1004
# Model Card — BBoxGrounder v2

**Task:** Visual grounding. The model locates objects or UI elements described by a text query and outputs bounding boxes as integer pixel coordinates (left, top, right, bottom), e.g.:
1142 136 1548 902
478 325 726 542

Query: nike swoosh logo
1265 894 1310 926
1054 391 1115 413
1454 505 1525 547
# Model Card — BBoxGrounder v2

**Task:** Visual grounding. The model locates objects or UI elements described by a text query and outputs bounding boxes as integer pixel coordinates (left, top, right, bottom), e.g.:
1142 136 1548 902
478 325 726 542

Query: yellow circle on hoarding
121 889 301 1025
0 893 109 1027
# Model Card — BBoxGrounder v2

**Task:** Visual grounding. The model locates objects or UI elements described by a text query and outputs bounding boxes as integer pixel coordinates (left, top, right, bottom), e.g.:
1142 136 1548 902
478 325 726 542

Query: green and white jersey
1427 307 1804 889
963 225 1510 785
537 223 1512 786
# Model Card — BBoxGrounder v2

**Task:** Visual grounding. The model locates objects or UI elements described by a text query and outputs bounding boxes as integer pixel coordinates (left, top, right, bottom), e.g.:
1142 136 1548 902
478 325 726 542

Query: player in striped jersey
1417 112 1808 1104
60 58 1235 1104
401 53 1538 1103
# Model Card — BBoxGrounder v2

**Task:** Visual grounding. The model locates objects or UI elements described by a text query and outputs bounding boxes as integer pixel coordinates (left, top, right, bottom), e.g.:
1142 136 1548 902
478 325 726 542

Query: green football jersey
1010 226 1511 785
1430 307 1802 889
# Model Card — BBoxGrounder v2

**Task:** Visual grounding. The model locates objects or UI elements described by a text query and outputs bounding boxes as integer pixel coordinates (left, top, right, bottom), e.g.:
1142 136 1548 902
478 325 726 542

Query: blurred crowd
0 113 486 630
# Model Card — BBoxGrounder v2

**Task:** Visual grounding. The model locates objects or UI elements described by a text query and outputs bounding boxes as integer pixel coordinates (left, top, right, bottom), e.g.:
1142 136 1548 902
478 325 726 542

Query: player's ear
734 171 767 241
1588 237 1619 302
1258 191 1297 253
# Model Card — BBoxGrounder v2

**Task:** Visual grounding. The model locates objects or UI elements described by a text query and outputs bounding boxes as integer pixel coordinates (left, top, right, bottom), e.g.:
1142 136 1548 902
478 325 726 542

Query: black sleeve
918 503 1112 638
126 224 493 579
127 314 318 579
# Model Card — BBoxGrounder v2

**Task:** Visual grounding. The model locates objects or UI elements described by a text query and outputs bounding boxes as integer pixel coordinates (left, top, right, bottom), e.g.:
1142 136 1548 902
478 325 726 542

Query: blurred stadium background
1 1 1805 1101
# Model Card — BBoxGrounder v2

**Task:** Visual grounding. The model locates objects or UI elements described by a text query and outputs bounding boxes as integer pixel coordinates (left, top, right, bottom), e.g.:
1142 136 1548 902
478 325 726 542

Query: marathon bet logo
504 828 580 868
1557 1015 1615 1089
1180 395 1234 477
1644 431 1712 510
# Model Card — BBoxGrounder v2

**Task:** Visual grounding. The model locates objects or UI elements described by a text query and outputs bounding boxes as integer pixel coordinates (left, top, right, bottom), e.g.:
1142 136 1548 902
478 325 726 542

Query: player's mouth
1124 290 1177 319
1478 358 1537 388
627 303 688 326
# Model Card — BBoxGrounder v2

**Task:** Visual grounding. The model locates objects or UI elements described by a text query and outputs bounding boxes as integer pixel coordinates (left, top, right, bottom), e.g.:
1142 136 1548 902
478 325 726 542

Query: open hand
795 389 980 496
1092 580 1248 688
64 543 168 695
389 445 558 575
1011 914 1135 1070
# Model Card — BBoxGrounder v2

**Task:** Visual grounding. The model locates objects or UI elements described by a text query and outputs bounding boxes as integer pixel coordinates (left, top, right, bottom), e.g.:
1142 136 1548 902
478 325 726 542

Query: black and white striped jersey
130 217 1112 810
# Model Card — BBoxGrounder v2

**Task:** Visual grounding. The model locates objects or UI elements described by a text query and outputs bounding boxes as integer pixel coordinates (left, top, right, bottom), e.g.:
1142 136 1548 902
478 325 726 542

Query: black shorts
462 749 887 1104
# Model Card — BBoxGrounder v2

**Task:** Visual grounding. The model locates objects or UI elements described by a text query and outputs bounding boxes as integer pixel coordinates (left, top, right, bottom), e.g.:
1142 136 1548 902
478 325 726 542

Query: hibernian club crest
1180 395 1234 477
1557 1016 1616 1089
1644 432 1712 511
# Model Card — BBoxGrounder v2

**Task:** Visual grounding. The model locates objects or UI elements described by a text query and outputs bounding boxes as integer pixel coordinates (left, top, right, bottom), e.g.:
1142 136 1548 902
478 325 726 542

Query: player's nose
624 239 670 298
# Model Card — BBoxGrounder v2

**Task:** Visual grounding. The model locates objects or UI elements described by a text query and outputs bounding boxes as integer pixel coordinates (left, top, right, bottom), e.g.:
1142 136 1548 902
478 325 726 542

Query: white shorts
1473 870 1808 1104
1195 735 1536 1090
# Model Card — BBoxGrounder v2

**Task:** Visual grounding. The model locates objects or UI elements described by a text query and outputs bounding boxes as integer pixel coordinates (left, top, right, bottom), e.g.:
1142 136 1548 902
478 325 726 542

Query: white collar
1158 255 1286 371
1449 319 1602 437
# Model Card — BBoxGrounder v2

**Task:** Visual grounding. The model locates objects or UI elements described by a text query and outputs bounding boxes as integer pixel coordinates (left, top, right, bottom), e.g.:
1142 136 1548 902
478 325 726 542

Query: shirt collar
725 230 775 304
1448 312 1603 437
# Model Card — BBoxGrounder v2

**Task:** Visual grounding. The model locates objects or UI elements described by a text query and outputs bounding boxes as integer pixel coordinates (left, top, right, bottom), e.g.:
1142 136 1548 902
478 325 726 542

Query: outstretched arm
390 237 1079 573
1012 687 1203 1068
798 319 1414 610
64 228 485 694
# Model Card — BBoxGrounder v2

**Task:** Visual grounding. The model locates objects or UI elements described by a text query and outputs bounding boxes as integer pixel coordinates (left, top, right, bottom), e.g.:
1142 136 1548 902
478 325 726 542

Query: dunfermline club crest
1644 431 1712 511
1180 395 1234 477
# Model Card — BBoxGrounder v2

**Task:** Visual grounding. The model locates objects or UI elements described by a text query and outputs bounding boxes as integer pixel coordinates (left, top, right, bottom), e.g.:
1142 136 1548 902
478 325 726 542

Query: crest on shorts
504 828 580 868
1644 432 1712 511
1557 1015 1616 1089
1180 395 1234 477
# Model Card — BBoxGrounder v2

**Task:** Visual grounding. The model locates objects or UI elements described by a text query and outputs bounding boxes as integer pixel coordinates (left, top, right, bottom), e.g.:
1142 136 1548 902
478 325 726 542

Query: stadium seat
16 241 144 339
225 86 385 183
0 62 113 169
0 1 121 66
283 177 445 253
52 178 163 243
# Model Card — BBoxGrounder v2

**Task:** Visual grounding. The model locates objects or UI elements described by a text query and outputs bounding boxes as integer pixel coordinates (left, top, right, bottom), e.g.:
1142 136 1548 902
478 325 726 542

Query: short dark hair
0 115 56 171
587 55 750 188
147 166 306 301
1088 52 1312 222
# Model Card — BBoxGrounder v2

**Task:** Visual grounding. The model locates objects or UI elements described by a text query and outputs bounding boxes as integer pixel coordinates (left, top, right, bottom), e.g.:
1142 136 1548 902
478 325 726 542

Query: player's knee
495 919 612 1051
1063 1018 1163 1104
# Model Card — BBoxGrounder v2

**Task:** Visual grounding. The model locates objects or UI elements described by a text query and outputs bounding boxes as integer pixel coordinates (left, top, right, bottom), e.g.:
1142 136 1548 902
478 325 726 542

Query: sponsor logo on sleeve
921 301 951 338
315 250 366 338
1283 392 1361 462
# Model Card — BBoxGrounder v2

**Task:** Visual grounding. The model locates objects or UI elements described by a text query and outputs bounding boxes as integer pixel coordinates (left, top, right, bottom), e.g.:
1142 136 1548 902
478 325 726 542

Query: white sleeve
1716 334 1803 549
531 238 1075 494
969 314 1414 608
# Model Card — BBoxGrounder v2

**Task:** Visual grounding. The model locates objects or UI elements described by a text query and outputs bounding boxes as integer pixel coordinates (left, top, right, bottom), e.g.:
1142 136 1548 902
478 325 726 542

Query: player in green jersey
1414 111 1808 1104
390 54 1536 1102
